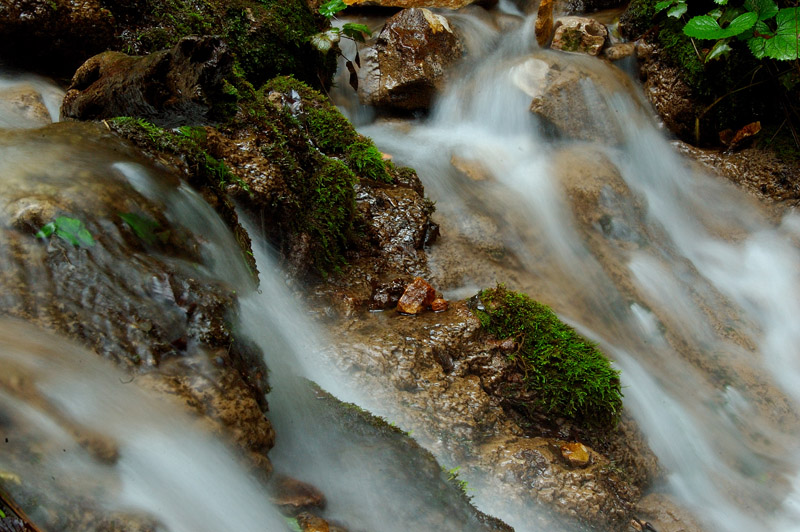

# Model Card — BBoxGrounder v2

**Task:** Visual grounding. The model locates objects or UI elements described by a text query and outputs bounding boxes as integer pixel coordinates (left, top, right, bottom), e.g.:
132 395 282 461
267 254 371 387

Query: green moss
263 76 393 184
474 285 622 425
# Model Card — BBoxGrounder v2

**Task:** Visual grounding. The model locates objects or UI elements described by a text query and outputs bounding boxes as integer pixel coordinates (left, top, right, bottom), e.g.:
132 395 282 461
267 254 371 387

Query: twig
0 483 45 532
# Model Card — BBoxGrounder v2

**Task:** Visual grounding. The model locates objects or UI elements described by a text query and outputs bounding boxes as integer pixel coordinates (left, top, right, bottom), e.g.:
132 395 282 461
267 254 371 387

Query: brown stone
295 512 331 532
534 0 555 47
358 8 464 111
396 277 437 314
345 0 489 7
271 476 327 516
431 298 449 312
61 36 234 127
603 42 636 61
0 84 52 128
550 17 607 56
560 442 591 467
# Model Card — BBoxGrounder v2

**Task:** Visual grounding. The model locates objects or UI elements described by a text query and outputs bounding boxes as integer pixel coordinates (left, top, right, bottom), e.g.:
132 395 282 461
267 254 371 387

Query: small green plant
120 212 169 245
473 285 623 425
310 0 372 89
656 0 799 62
444 466 470 495
36 216 96 247
0 508 6 518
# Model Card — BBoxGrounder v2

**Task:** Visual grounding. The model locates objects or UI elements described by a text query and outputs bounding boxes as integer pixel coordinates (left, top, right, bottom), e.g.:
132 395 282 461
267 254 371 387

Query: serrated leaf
706 39 732 60
709 8 723 19
714 0 728 5
744 0 778 21
655 0 674 13
684 12 757 39
309 30 340 53
342 22 371 38
668 3 687 18
318 0 346 17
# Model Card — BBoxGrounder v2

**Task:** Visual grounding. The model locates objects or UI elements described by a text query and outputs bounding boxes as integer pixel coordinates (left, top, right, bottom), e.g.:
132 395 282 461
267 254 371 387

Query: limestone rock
370 277 413 311
550 16 607 56
534 0 555 46
397 277 437 314
358 8 464 111
270 476 327 515
431 298 449 312
604 42 636 61
61 36 234 127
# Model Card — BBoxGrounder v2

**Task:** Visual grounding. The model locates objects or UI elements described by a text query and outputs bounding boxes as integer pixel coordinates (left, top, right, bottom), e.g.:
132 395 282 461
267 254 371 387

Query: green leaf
0 508 6 518
714 0 728 4
35 222 55 239
120 213 161 245
744 0 778 21
318 0 346 17
706 39 732 61
655 0 675 13
748 8 800 60
684 12 757 39
342 22 371 42
668 3 687 18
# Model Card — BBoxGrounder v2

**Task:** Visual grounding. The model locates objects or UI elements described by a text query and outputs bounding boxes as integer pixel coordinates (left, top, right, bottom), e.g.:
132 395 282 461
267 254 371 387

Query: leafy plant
656 0 799 62
36 216 96 247
444 466 470 495
309 0 372 89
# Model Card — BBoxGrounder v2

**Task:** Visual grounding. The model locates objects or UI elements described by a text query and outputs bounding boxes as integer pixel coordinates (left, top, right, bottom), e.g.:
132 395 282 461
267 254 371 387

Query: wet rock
61 36 235 127
451 154 492 181
370 277 413 311
535 0 555 46
511 54 639 142
0 0 115 75
636 43 699 142
634 493 705 532
270 476 327 515
604 42 636 61
358 8 464 111
0 84 52 129
397 277 437 314
550 17 607 56
561 0 627 15
0 122 274 472
559 441 591 467
431 298 449 312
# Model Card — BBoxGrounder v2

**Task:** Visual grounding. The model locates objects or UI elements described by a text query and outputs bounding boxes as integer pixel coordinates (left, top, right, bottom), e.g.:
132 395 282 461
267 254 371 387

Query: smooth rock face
550 16 607 56
397 277 437 314
0 84 52 128
61 36 234 127
358 8 464 111
346 0 491 7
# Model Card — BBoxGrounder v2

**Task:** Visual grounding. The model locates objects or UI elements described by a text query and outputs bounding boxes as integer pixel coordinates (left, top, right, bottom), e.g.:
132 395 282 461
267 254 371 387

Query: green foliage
36 217 96 248
0 508 6 518
444 466 470 496
347 138 391 183
120 213 169 245
473 285 623 425
310 0 372 55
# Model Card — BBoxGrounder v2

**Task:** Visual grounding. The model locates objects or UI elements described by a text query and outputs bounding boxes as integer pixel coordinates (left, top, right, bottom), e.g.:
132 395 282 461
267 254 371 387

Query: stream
2 3 800 532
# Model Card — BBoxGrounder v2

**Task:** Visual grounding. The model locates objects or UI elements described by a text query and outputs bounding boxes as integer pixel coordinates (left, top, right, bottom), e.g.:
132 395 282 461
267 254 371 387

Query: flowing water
332 8 800 532
4 3 800 530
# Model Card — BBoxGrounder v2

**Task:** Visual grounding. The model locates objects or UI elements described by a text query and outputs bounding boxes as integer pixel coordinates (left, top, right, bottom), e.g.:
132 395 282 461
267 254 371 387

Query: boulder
61 36 235 127
358 8 464 111
534 0 555 46
550 16 607 56
0 0 115 75
603 42 636 62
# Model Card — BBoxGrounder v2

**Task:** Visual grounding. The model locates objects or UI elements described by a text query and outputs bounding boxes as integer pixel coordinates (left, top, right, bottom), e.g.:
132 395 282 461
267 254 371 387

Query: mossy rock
473 285 622 426
105 0 336 89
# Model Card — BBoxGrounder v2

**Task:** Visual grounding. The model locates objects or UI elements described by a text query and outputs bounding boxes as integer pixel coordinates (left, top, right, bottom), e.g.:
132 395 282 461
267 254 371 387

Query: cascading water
336 9 800 532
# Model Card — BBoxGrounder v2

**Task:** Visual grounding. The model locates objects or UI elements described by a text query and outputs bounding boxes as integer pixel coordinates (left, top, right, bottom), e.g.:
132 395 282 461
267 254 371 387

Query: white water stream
3 3 800 530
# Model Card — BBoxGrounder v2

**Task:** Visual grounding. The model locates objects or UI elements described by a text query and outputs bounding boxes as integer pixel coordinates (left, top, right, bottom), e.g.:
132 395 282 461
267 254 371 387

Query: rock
451 154 492 181
431 298 449 312
61 36 235 127
295 512 331 532
560 0 627 15
560 441 591 467
550 17 608 56
397 277 437 314
0 84 52 129
604 42 636 62
358 8 464 111
634 493 705 532
345 0 493 7
370 277 413 311
270 476 327 515
0 0 115 75
534 0 555 46
636 43 699 143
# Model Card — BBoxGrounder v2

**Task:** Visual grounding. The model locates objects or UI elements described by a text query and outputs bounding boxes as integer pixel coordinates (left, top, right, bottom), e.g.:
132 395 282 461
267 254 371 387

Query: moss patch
474 285 622 425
